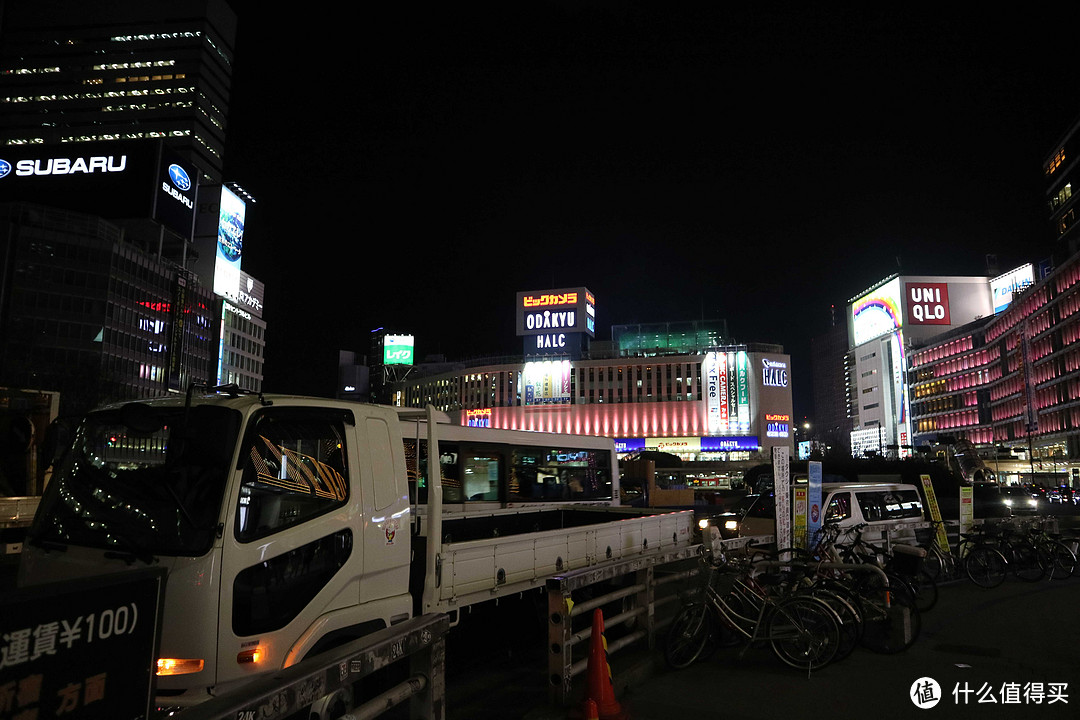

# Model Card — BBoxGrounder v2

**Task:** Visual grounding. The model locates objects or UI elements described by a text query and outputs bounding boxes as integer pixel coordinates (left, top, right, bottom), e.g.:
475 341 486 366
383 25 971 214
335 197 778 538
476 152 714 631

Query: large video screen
990 264 1034 314
213 186 246 298
851 277 903 346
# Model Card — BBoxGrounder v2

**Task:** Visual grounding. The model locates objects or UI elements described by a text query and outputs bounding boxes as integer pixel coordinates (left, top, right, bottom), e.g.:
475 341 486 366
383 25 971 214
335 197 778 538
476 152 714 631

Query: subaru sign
154 146 197 240
168 164 192 191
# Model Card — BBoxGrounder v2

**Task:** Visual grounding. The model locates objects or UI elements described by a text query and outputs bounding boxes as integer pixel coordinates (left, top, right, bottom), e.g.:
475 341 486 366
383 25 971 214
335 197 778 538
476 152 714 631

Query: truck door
216 406 362 685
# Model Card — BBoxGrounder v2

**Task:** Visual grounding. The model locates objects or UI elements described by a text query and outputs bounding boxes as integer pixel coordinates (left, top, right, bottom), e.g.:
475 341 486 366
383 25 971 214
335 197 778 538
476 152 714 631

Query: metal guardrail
0 496 40 529
176 614 449 720
544 543 704 706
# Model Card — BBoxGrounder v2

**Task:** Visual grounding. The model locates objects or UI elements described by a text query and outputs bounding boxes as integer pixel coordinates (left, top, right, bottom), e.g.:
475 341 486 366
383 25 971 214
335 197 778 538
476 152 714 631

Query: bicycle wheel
910 569 938 613
853 573 921 654
964 545 1007 589
767 595 840 671
664 603 714 669
1041 540 1079 580
801 587 861 662
922 545 943 583
1007 542 1046 582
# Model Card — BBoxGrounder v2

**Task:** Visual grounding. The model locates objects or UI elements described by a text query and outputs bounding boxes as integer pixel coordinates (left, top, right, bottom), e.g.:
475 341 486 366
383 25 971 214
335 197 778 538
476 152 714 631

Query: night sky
221 4 1080 416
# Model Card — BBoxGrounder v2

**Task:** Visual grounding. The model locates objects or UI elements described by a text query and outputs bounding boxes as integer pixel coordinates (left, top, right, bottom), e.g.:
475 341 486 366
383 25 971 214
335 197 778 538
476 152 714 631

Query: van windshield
29 403 241 559
857 489 923 522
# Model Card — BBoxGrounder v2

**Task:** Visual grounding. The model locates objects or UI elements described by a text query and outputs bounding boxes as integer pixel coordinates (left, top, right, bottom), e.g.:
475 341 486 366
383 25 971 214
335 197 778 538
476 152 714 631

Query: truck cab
18 393 414 710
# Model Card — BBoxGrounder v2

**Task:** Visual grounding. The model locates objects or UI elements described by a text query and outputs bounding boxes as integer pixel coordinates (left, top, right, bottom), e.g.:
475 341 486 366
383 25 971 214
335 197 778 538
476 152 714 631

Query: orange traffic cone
582 608 628 720
581 698 599 720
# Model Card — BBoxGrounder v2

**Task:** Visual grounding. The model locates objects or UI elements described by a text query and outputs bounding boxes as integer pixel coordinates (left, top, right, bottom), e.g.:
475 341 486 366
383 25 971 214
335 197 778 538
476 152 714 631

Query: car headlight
698 518 711 530
724 519 739 531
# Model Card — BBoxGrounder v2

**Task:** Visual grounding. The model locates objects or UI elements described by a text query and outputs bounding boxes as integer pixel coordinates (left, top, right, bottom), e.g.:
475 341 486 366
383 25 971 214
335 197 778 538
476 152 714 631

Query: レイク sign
906 282 951 325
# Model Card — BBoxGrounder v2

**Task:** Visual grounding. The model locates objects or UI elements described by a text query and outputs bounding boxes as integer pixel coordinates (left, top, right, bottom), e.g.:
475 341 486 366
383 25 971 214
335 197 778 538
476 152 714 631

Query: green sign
383 335 414 366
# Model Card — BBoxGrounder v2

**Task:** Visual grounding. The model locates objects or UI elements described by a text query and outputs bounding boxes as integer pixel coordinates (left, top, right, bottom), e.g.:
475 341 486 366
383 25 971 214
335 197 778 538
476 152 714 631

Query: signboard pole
772 446 791 556
959 486 974 557
919 474 950 554
807 461 822 549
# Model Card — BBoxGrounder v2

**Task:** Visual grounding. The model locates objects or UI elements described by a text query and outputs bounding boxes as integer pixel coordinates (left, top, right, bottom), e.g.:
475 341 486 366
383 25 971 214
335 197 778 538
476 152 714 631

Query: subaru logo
168 164 191 192
0 159 10 179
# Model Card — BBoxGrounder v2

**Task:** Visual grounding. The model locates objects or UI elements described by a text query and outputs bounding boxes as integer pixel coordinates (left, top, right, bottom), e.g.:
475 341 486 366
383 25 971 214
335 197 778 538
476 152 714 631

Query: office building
0 201 217 417
0 0 237 184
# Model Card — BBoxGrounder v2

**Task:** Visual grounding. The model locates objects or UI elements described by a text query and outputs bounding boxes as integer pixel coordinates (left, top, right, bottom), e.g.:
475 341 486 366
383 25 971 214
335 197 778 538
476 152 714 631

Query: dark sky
222 4 1080 416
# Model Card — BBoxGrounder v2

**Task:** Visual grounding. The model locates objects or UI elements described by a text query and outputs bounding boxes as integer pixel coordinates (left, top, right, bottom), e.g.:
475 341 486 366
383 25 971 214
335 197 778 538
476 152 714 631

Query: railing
544 536 760 707
0 496 40 528
176 614 449 720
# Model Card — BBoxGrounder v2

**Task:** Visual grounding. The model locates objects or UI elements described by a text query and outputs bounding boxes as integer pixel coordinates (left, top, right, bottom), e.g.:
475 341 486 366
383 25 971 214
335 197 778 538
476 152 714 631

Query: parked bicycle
664 549 843 673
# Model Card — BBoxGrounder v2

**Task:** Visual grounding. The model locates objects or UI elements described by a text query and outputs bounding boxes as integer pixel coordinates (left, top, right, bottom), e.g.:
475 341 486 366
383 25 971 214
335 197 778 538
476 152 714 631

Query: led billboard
990 264 1034 314
0 140 196 238
522 359 572 405
213 185 246 298
851 277 903 346
516 287 596 338
383 335 415 366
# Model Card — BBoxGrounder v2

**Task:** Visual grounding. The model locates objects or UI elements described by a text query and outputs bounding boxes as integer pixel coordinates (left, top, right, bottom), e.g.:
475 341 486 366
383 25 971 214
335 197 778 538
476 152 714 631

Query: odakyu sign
516 287 595 338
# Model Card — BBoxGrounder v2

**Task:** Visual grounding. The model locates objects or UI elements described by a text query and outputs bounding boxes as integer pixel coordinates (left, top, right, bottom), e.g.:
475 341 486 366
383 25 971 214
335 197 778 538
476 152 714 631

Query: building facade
0 202 216 417
397 339 794 463
908 250 1080 482
844 274 996 458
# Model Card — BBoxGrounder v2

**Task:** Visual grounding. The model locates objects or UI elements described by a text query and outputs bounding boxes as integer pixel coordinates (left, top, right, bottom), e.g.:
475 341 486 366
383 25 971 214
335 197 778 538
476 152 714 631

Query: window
825 492 851 522
235 408 350 542
857 490 923 522
233 530 352 636
462 454 500 501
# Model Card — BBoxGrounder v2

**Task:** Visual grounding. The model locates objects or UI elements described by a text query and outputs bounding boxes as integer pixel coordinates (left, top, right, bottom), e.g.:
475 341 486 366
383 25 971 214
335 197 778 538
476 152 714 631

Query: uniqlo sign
906 282 951 325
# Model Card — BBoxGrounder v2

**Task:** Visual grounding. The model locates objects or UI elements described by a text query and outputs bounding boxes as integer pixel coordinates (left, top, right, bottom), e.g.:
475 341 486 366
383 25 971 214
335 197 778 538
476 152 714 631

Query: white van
734 481 925 542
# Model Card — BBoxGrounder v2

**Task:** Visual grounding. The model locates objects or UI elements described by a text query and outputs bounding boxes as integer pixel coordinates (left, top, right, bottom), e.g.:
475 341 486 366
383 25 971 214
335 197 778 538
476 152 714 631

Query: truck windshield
29 403 241 558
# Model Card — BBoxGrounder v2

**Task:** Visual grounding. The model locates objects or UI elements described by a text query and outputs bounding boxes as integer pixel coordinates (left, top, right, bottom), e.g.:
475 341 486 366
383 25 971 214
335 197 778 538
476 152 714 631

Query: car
711 482 926 544
998 485 1041 515
706 494 763 539
1047 486 1075 504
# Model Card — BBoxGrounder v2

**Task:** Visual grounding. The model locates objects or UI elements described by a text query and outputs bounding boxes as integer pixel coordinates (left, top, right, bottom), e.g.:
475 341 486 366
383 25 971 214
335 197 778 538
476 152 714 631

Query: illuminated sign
905 282 951 325
516 287 595 338
523 291 579 307
736 351 750 432
762 358 789 388
523 359 572 405
614 436 760 454
5 155 128 176
705 352 723 433
213 186 246 298
383 335 414 366
990 263 1034 314
851 277 903 345
701 436 759 452
767 422 790 438
465 409 492 428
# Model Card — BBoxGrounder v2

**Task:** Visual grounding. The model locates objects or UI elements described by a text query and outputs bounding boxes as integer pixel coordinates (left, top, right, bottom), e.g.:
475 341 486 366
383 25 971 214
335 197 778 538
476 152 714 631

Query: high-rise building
0 201 217 418
1044 113 1080 264
809 309 852 456
0 0 238 184
0 0 263 480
